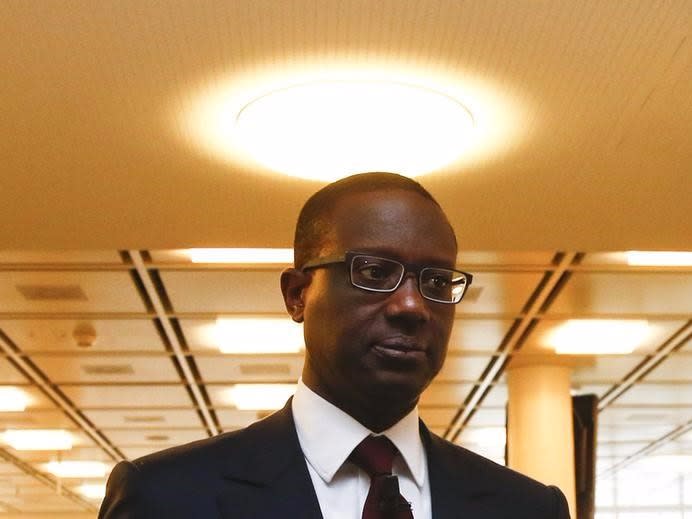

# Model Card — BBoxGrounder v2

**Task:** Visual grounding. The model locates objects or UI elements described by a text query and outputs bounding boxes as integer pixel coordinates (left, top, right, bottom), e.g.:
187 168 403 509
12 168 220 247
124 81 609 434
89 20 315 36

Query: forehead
327 189 457 264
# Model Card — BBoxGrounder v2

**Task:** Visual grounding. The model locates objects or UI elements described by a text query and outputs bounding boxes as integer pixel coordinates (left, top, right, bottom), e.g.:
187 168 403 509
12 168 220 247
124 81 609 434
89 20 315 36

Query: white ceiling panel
103 428 208 447
84 408 203 429
436 356 494 383
447 319 513 353
547 273 692 315
0 409 75 430
598 424 682 443
0 271 145 313
419 383 474 407
161 270 287 313
0 319 163 352
643 353 692 382
30 354 179 384
0 357 26 383
60 384 192 408
454 272 544 316
215 409 266 430
0 251 123 264
195 355 303 383
598 406 692 427
463 407 506 428
612 384 692 406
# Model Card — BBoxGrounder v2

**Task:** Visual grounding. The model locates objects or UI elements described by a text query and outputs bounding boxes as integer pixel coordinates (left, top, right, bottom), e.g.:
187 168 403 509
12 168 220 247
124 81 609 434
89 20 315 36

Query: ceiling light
187 248 293 264
43 460 107 478
626 251 692 266
76 483 106 499
185 62 522 181
631 455 692 474
545 320 651 355
461 427 506 446
234 80 473 180
0 387 29 412
2 429 73 451
215 318 303 354
223 384 296 410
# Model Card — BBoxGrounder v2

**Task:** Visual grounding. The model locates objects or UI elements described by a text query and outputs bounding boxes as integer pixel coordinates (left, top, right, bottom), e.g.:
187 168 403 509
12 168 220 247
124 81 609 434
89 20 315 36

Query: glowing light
234 80 473 180
43 461 107 478
0 387 29 412
187 248 293 264
223 384 296 410
215 318 303 354
626 251 692 267
546 320 651 355
185 61 522 181
2 429 73 451
76 483 107 499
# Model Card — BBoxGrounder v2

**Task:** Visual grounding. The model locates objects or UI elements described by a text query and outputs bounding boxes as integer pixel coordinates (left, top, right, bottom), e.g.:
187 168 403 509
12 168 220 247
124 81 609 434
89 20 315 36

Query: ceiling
1 0 690 251
1 1 691 516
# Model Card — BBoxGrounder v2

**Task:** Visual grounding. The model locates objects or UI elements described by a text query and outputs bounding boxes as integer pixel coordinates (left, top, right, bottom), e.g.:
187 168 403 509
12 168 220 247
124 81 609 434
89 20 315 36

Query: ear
280 268 311 323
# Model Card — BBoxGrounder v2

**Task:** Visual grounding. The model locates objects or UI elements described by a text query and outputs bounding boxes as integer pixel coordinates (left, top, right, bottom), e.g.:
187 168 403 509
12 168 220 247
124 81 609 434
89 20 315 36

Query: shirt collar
292 379 426 487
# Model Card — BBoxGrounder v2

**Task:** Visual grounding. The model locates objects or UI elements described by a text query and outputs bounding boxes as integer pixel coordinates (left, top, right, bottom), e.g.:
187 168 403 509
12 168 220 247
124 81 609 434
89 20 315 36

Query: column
506 355 577 517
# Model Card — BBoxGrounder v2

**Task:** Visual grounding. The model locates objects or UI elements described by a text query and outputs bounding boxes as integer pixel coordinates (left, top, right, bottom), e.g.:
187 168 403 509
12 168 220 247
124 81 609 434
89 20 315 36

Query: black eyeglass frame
301 251 473 304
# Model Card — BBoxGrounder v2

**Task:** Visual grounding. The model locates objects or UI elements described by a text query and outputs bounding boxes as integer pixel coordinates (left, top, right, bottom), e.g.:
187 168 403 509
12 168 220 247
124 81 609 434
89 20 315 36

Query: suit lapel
217 400 323 519
422 422 498 519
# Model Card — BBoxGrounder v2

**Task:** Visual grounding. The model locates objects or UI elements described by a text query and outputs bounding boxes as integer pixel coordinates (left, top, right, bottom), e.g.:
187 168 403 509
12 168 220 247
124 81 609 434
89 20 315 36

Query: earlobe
280 268 310 323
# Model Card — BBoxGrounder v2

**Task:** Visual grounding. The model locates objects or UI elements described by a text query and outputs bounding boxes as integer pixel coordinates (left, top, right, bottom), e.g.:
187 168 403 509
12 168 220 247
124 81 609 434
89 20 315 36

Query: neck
302 375 418 433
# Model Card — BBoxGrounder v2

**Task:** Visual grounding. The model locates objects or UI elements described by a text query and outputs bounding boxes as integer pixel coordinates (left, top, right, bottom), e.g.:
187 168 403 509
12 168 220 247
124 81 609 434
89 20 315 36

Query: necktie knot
349 435 398 477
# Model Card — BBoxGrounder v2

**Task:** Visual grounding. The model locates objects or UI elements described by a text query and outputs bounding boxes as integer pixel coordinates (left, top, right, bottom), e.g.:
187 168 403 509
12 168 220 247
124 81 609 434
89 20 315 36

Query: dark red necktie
349 435 414 519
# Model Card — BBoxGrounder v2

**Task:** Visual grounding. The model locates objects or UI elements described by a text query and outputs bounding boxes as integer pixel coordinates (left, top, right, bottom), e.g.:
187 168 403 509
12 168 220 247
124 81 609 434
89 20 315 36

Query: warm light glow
461 427 506 446
224 384 296 410
215 317 303 354
185 61 522 180
0 387 29 412
626 251 692 267
187 248 293 264
632 455 692 474
43 460 107 478
235 80 473 180
546 320 651 354
2 429 73 451
76 483 106 499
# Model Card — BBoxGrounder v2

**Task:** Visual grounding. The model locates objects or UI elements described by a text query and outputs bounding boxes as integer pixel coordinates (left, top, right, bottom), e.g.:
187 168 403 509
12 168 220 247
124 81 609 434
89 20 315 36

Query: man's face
298 189 458 415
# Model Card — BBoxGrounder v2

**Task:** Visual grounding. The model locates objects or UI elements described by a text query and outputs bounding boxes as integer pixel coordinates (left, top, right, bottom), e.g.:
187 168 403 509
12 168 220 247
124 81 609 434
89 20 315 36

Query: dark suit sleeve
98 461 148 519
548 485 571 519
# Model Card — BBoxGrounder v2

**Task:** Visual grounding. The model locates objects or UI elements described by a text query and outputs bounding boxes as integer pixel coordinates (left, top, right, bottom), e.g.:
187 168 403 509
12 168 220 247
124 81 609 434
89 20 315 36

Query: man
99 172 570 518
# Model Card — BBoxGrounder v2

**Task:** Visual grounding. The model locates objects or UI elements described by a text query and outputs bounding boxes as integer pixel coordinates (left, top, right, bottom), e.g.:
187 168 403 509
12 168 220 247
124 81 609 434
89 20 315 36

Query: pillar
506 356 576 517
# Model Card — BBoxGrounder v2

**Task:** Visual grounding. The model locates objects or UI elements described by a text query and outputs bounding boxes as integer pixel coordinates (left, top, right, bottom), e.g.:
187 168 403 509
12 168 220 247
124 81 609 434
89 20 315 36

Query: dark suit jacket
99 401 570 518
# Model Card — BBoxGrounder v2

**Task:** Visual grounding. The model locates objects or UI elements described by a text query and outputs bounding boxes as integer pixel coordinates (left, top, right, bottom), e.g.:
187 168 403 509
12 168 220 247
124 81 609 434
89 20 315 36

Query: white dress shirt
292 380 432 519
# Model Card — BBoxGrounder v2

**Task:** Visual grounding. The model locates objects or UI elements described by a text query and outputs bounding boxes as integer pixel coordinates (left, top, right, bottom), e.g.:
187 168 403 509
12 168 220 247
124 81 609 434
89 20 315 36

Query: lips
372 337 426 362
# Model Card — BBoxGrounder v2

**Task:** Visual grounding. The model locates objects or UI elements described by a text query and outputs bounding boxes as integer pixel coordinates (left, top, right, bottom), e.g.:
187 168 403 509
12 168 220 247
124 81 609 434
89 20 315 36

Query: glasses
302 251 473 304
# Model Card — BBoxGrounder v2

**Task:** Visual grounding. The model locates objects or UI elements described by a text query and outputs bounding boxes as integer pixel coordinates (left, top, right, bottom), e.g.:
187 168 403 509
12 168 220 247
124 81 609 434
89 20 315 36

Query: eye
428 274 451 289
357 263 392 281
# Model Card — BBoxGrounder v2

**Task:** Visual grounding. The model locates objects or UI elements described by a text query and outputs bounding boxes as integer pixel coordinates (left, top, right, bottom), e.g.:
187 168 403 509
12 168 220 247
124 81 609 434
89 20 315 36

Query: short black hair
293 172 454 268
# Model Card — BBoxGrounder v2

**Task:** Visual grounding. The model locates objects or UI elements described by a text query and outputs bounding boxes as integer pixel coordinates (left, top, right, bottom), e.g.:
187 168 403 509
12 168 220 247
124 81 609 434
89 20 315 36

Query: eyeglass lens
350 255 467 303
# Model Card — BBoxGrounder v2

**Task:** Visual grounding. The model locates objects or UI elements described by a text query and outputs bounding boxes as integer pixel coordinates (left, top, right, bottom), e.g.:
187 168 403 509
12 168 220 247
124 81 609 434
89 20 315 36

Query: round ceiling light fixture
234 80 474 181
184 62 522 181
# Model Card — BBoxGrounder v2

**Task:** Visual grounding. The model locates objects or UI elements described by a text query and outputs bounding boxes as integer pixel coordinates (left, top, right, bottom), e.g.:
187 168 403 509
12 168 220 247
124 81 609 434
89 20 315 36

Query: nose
383 274 431 325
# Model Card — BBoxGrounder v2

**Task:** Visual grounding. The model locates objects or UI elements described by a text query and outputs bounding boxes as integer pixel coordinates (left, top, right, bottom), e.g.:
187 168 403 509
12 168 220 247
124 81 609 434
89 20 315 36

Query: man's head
281 172 459 430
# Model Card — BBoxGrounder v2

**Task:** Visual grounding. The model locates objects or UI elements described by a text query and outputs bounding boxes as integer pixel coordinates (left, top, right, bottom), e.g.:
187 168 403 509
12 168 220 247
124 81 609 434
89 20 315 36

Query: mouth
371 337 426 363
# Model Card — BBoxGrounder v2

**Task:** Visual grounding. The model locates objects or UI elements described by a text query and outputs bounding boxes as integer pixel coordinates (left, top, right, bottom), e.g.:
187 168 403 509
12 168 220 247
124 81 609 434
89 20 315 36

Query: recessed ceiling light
215 318 304 354
223 384 296 410
43 460 107 478
626 251 692 266
2 429 73 451
0 387 30 412
234 80 473 180
545 320 651 355
186 248 293 264
185 62 522 181
76 483 106 499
